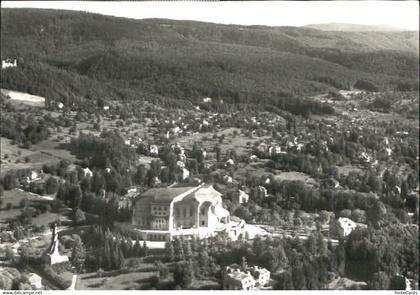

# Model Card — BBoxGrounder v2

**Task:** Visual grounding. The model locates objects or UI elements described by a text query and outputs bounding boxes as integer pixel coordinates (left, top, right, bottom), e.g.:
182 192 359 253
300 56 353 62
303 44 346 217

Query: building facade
223 266 256 290
132 184 230 241
222 265 271 290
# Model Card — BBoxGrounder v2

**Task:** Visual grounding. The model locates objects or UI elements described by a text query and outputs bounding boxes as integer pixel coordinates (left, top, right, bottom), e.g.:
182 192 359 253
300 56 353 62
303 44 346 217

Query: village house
223 266 256 290
223 175 233 184
181 168 190 180
176 161 185 168
248 265 271 287
1 58 17 69
28 273 43 290
268 145 282 156
119 187 138 209
132 184 231 241
257 186 268 198
233 190 249 205
331 217 367 237
359 152 372 163
249 154 258 161
82 167 93 178
25 170 41 184
149 145 159 156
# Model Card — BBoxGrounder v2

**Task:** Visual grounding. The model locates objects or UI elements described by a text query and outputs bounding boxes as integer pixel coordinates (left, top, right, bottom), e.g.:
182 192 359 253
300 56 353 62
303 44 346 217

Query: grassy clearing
336 165 363 177
76 268 159 290
0 189 67 228
173 127 269 156
190 278 221 290
1 189 43 209
1 89 45 108
1 137 76 176
235 162 272 179
274 171 317 186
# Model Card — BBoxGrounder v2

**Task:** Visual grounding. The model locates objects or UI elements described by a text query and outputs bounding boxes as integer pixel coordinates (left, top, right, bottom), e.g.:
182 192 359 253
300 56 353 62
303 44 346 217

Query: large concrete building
132 184 230 241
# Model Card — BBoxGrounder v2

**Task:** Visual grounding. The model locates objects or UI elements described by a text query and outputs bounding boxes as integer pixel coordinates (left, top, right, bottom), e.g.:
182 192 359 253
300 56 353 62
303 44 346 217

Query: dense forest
1 8 418 110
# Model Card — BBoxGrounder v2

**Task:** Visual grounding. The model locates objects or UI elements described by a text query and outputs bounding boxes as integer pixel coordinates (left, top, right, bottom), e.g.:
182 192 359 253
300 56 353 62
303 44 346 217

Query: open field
1 88 45 107
0 189 45 208
0 189 68 228
336 165 363 177
274 171 317 186
173 127 270 155
1 137 77 176
76 267 158 290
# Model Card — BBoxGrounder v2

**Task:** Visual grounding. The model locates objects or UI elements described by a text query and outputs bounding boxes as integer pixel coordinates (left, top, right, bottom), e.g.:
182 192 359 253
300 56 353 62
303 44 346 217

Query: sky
2 1 419 31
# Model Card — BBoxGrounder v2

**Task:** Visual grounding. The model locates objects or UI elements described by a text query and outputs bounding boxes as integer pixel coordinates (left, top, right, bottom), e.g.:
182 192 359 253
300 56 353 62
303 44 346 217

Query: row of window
174 206 207 218
148 234 167 241
152 206 168 212
175 220 206 228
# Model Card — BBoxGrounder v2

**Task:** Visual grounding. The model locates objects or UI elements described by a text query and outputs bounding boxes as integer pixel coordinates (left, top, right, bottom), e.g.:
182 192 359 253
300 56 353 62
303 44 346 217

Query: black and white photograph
0 0 419 292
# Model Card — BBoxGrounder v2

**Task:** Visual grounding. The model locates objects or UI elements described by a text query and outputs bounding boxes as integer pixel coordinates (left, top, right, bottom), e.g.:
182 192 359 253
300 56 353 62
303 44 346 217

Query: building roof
28 273 42 283
226 270 254 282
141 186 197 204
136 184 223 207
185 184 221 203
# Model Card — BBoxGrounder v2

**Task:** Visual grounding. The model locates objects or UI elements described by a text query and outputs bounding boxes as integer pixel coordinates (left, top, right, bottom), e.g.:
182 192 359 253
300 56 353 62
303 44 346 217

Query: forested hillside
1 8 418 109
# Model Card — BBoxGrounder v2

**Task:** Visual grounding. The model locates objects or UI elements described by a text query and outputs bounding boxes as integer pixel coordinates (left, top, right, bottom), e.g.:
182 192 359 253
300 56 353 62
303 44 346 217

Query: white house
248 265 271 287
234 190 249 204
223 266 256 290
172 126 182 135
30 171 39 181
249 154 258 161
82 167 93 178
257 186 268 198
28 273 42 290
181 168 190 180
203 97 212 103
360 152 371 163
268 146 282 155
150 145 159 156
127 187 137 194
335 217 366 237
223 175 233 184
226 159 235 166
2 58 17 69
57 102 64 109
176 161 185 168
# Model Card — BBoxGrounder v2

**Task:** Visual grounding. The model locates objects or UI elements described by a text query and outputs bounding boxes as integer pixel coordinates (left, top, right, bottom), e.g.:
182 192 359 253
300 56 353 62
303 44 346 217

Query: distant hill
1 8 418 109
305 23 409 32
